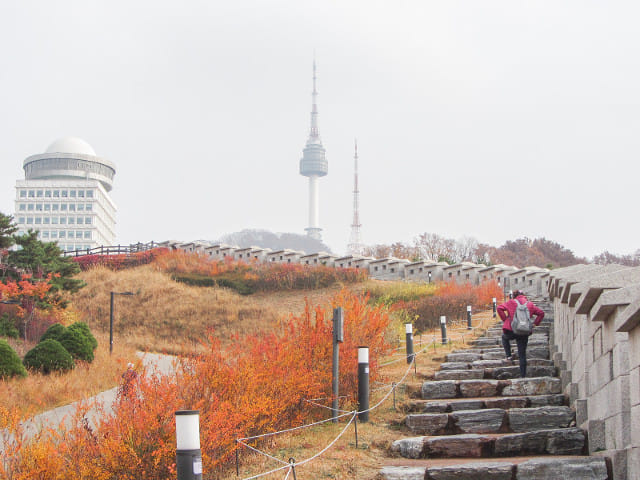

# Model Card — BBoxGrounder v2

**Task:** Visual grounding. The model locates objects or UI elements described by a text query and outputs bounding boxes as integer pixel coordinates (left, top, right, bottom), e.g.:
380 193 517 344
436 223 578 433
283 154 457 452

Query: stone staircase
378 299 611 480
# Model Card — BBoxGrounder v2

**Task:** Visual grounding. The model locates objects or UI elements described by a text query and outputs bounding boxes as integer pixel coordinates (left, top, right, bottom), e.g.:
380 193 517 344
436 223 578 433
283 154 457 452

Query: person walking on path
497 290 545 377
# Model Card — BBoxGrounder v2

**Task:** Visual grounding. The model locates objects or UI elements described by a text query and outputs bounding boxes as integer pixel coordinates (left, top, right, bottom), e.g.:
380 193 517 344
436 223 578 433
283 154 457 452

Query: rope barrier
236 313 493 478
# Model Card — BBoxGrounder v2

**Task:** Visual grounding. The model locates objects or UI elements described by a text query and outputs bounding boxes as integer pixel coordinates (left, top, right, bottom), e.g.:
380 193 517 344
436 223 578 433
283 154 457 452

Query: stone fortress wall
547 264 640 480
160 239 550 297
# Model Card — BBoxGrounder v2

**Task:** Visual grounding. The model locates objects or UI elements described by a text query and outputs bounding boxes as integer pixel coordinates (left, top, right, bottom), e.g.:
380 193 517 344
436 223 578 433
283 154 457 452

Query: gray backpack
511 299 533 335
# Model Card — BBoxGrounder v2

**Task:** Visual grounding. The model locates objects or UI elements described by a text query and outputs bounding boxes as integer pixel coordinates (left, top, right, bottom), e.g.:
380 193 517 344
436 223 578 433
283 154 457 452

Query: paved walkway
3 352 178 447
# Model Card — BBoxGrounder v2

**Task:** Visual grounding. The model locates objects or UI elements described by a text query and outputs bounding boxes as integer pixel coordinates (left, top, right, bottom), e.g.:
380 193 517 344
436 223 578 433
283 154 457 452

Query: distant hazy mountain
218 229 333 254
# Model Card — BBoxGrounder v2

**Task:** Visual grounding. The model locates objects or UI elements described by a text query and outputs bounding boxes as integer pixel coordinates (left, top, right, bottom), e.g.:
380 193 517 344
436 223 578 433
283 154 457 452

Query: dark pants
502 330 529 378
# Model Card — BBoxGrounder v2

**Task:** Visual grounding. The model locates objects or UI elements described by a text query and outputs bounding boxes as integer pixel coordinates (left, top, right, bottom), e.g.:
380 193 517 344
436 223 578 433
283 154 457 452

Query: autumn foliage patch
406 281 503 332
1 289 391 478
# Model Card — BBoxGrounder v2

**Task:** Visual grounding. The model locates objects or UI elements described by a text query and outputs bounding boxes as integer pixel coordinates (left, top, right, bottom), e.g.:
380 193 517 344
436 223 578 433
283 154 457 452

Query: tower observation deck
299 59 327 241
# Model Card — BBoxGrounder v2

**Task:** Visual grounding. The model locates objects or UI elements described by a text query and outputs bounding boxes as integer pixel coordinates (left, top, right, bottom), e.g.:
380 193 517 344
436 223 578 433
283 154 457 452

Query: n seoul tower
299 58 328 241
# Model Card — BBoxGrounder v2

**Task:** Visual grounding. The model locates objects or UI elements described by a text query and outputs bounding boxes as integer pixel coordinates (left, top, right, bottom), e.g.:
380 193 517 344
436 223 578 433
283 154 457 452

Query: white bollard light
176 410 202 479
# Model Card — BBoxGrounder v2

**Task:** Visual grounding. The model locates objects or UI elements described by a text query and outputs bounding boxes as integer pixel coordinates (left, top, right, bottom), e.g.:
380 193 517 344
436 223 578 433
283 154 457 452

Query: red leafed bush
3 289 391 478
408 281 502 332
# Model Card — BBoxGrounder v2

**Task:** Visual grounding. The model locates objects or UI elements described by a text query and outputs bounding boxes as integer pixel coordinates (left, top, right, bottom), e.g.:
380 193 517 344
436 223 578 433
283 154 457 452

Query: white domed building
14 137 117 251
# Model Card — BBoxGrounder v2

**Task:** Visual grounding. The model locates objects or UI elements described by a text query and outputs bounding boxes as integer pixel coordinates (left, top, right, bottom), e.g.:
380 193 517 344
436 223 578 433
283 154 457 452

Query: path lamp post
110 291 135 354
467 305 472 330
405 323 414 364
492 298 497 318
428 272 432 283
357 347 370 422
175 410 202 480
332 307 344 423
440 316 447 345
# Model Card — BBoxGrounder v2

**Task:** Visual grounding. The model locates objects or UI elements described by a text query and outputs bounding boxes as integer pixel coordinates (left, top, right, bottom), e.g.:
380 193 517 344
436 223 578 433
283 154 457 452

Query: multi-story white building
14 137 117 252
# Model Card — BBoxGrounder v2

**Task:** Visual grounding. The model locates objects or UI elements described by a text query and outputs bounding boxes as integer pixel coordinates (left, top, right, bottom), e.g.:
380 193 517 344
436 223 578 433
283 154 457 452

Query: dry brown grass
0 331 137 418
72 266 342 355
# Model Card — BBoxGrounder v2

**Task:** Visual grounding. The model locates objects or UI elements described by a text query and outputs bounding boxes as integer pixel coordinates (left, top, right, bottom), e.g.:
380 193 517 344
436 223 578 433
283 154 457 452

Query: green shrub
0 339 27 378
171 273 216 287
40 323 67 343
0 314 19 339
68 322 98 351
59 328 94 362
23 339 74 374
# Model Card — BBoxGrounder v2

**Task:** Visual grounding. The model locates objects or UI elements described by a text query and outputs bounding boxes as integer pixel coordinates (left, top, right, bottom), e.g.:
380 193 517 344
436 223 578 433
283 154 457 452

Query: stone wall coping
591 284 640 322
573 267 640 314
616 294 640 332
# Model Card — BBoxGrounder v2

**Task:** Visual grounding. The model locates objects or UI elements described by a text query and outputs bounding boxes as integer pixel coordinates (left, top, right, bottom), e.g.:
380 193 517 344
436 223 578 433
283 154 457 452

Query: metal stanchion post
175 410 202 480
332 308 344 423
440 316 447 345
405 323 414 364
357 347 370 422
466 305 472 330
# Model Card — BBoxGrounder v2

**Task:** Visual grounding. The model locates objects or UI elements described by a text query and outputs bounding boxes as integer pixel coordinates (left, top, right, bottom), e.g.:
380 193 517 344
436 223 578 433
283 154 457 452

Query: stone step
421 377 561 400
472 337 548 347
434 365 557 381
445 346 549 363
390 427 586 459
379 456 609 480
405 405 575 435
408 393 566 413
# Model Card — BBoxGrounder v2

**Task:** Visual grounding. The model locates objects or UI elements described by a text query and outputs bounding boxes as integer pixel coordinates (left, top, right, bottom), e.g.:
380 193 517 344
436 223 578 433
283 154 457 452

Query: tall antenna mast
347 140 363 255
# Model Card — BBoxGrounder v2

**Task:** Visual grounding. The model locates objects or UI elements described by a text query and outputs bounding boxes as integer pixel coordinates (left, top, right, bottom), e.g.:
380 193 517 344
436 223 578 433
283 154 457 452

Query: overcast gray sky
1 1 638 258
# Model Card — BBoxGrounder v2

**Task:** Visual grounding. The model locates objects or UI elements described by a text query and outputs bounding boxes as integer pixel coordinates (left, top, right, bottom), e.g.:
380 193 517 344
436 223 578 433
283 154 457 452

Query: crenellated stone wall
548 264 640 480
159 239 549 291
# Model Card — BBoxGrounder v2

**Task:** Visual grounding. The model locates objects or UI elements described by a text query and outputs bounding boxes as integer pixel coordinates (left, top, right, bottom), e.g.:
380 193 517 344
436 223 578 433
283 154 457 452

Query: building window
390 268 395 273
374 266 378 271
36 204 43 211
68 217 75 225
44 204 51 211
28 190 35 198
36 190 43 197
409 269 414 274
86 190 94 198
61 204 67 211
77 204 84 211
514 278 518 284
27 204 34 211
51 217 58 225
42 231 49 239
53 190 60 198
26 217 33 224
20 190 26 198
43 218 50 225
78 190 84 198
19 204 26 211
60 217 66 225
529 280 533 286
69 204 75 212
76 231 82 239
45 190 51 198
70 190 76 198
59 231 66 239
61 190 68 198
85 204 92 211
18 217 25 224
51 231 58 239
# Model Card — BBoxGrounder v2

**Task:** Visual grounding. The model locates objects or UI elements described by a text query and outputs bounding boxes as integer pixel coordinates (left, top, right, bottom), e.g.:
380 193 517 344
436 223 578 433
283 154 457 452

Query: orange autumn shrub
3 289 391 478
408 280 502 332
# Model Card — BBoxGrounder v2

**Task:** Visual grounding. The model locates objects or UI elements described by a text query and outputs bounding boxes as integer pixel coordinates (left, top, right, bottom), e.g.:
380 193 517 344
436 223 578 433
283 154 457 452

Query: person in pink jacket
497 290 545 378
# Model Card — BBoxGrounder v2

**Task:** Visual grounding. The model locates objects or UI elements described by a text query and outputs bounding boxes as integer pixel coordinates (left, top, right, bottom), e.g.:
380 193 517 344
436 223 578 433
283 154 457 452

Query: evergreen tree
8 230 85 302
0 212 17 250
